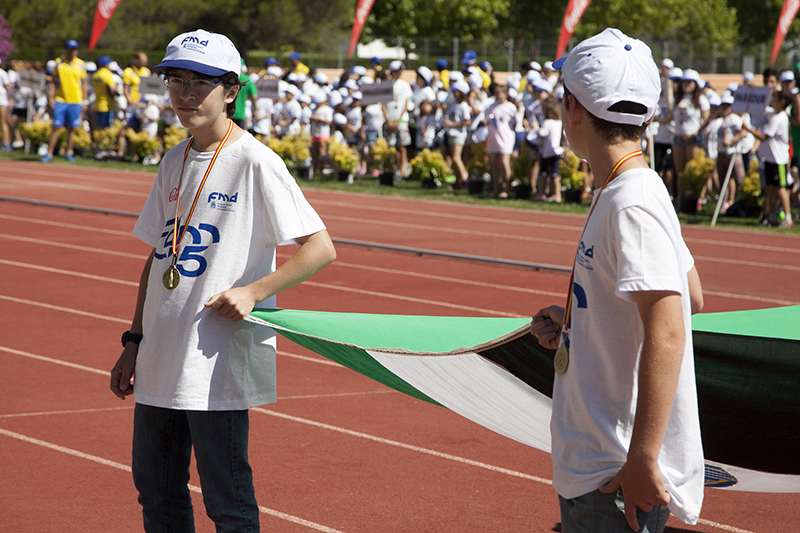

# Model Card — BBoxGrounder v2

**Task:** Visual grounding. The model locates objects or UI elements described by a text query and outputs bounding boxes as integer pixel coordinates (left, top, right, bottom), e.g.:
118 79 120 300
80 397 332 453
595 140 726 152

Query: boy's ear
226 85 240 104
566 94 584 127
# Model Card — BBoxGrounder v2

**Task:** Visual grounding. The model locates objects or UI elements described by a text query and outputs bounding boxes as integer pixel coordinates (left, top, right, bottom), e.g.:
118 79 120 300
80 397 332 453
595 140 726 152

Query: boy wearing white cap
530 29 705 533
109 29 335 531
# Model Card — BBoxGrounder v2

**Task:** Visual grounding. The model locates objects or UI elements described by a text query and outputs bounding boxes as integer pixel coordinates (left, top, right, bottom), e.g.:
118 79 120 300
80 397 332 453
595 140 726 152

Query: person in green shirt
233 59 258 129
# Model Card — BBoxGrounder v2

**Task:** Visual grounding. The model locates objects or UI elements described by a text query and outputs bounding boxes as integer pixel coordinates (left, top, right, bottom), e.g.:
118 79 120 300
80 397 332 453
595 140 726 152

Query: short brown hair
563 86 648 143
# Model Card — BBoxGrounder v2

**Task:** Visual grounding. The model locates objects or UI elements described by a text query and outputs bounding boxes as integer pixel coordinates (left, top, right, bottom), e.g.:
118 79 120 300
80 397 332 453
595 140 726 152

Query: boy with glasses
110 29 336 531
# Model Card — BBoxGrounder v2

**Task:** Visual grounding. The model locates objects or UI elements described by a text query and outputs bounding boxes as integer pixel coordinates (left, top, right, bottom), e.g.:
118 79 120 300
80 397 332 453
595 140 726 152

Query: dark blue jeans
132 404 260 532
559 489 669 533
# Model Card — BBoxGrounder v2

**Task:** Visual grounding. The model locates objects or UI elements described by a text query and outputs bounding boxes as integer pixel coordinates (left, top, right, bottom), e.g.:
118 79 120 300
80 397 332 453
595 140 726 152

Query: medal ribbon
561 150 643 341
170 120 234 262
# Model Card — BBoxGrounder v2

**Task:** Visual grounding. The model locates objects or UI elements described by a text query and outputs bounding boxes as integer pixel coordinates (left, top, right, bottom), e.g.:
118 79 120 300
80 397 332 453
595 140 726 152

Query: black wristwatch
121 331 143 347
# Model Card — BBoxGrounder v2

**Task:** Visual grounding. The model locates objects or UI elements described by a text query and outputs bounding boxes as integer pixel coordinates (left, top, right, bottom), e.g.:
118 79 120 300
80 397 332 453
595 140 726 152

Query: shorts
385 123 411 147
311 135 330 143
717 153 745 186
94 111 115 129
764 161 792 188
53 101 83 129
653 142 672 174
447 132 467 146
365 130 379 146
673 134 700 148
540 155 562 178
12 108 27 118
513 131 526 153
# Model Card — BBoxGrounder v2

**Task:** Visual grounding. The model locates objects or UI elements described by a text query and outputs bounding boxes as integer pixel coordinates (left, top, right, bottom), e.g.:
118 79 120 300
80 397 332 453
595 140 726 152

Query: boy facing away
110 29 335 531
530 29 705 533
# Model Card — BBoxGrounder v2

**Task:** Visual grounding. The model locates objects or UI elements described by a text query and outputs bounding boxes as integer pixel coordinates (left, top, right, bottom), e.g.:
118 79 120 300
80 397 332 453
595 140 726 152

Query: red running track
1 160 798 532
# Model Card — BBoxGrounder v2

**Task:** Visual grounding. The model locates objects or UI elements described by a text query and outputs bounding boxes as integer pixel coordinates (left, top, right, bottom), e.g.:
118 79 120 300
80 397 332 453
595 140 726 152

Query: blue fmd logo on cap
181 35 210 47
704 464 738 488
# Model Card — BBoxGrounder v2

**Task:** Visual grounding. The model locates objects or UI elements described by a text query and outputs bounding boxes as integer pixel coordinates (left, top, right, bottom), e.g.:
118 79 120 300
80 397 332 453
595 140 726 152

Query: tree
496 0 566 63
0 14 14 61
365 0 508 41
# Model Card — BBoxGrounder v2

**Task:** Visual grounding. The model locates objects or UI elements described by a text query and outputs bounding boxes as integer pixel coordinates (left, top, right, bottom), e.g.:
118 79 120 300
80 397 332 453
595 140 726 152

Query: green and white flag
246 306 800 493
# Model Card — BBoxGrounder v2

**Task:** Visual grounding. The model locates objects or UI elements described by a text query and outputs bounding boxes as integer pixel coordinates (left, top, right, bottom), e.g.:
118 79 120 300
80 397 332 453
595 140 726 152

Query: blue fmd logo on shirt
208 191 238 212
704 464 738 488
576 240 594 270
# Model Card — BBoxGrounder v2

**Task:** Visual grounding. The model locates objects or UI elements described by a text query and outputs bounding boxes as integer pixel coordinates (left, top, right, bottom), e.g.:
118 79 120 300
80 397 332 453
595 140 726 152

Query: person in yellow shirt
436 59 450 90
42 39 88 163
123 52 151 131
92 56 119 129
288 52 309 75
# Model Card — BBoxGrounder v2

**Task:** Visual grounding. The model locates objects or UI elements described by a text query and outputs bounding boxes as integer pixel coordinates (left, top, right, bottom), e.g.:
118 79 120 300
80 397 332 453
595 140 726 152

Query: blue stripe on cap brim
155 59 230 77
552 56 568 69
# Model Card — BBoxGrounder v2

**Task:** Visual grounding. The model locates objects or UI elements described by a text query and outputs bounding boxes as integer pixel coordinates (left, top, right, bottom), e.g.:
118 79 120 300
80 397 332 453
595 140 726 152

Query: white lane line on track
695 254 800 271
0 233 146 259
0 258 139 286
0 406 133 419
0 176 150 198
0 428 346 533
301 281 527 317
311 198 583 232
686 236 800 254
280 390 396 400
0 345 108 375
3 166 155 187
323 214 573 246
0 294 129 323
702 290 798 306
0 213 135 236
253 408 552 485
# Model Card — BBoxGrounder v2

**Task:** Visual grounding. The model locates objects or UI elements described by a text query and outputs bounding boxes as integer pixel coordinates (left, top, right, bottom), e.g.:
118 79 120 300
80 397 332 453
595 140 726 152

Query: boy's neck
192 117 242 152
588 139 649 189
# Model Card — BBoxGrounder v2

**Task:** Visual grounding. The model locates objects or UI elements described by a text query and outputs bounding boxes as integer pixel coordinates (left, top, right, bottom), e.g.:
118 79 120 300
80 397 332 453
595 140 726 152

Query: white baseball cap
781 70 795 82
661 58 674 69
388 60 405 72
417 66 433 85
266 66 283 78
451 80 470 94
743 71 754 82
668 67 683 80
554 28 660 126
682 68 701 83
156 29 240 77
721 92 735 105
313 90 328 104
530 61 542 72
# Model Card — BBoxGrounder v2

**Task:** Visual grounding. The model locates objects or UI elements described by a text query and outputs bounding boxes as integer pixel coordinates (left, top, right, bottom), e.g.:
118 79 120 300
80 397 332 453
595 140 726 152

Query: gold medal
554 344 569 375
163 264 180 290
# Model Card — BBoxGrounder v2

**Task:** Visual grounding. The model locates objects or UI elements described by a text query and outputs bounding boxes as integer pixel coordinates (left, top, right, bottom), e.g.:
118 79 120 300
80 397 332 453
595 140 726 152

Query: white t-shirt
674 94 710 137
655 103 675 145
311 104 333 138
132 132 326 411
757 108 790 164
253 97 274 136
417 114 437 149
485 101 517 154
551 168 704 525
346 106 362 143
538 119 563 158
384 78 412 123
717 113 743 155
447 101 470 137
0 69 10 106
363 103 384 132
704 117 723 160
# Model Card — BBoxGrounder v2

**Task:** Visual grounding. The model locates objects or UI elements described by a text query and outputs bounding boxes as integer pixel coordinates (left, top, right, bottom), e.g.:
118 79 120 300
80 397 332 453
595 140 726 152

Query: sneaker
40 154 53 163
1 143 12 151
779 220 794 229
65 153 75 162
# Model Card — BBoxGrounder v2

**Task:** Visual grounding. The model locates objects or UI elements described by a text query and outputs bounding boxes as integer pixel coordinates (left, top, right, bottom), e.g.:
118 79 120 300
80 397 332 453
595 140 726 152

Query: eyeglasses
164 76 224 90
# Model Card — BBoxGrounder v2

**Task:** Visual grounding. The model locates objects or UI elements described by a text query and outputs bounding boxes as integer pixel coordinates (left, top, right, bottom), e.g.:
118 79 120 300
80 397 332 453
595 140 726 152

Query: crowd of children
3 44 800 225
653 60 800 228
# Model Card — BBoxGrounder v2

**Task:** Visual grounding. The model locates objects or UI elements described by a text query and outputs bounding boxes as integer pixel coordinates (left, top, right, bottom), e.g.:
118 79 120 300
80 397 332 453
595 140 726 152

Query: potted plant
328 140 359 181
410 148 450 188
737 158 764 217
679 149 714 213
467 141 489 194
269 134 312 179
512 143 533 199
371 138 396 186
559 148 586 204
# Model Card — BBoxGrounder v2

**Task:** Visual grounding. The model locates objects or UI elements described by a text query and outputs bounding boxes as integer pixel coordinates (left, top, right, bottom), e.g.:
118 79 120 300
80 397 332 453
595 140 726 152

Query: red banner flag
89 0 123 52
555 0 591 60
771 0 800 66
348 0 375 58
